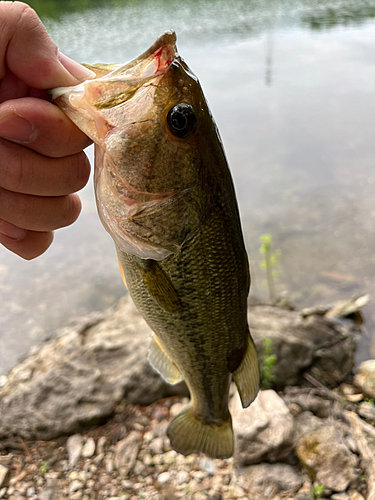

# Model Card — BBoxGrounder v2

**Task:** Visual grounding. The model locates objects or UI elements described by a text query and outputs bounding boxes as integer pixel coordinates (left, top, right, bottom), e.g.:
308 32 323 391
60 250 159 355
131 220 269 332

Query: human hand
0 1 95 259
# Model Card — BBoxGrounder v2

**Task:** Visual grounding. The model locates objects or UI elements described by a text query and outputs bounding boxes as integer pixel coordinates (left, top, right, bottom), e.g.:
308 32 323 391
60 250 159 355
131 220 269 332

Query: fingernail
58 52 96 82
0 111 36 144
0 219 27 241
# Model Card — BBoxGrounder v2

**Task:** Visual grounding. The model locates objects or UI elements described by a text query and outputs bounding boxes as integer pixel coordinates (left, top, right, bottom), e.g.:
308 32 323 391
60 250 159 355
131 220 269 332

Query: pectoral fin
148 334 183 384
137 259 182 314
232 334 259 408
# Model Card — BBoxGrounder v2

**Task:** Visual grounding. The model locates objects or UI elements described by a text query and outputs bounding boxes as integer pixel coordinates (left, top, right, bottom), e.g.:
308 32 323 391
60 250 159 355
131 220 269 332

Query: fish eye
167 104 196 138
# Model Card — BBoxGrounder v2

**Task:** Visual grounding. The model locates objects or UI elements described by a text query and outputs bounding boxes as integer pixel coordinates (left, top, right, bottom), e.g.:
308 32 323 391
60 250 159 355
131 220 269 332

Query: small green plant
260 338 277 389
259 234 281 301
310 484 325 500
40 461 47 475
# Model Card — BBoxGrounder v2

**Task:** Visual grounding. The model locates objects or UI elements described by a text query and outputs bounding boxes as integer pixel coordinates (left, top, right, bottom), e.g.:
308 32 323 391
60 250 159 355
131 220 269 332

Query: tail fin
167 405 233 459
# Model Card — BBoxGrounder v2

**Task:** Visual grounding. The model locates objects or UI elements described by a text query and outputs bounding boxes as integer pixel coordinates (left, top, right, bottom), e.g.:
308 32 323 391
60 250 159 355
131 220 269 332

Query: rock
26 487 35 497
348 491 365 500
354 360 375 398
0 465 9 488
81 437 95 458
148 437 164 456
114 431 142 477
294 411 325 440
232 390 295 465
199 457 216 475
0 297 187 441
357 401 375 420
249 304 359 390
67 434 83 467
238 463 303 495
296 425 358 492
296 481 313 500
176 470 189 485
157 472 170 484
69 480 83 493
0 296 361 441
38 474 59 500
331 493 350 500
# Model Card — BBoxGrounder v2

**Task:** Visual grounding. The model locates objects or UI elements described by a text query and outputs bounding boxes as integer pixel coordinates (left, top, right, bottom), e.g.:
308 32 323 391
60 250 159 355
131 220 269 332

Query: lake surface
1 0 375 374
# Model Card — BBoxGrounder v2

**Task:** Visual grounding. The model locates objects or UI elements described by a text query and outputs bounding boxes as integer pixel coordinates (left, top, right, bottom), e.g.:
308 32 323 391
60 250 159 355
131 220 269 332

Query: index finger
0 1 95 89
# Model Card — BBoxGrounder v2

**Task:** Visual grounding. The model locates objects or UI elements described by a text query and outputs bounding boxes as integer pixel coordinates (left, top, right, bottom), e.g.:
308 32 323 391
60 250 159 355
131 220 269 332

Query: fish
51 31 259 459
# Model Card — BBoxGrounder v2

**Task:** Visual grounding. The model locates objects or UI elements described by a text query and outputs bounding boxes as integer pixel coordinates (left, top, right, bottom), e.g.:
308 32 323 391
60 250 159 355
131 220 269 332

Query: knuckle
14 3 40 33
54 195 81 229
1 150 28 192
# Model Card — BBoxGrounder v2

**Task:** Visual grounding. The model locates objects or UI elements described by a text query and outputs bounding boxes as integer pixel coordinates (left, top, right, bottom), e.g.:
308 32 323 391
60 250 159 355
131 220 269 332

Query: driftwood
349 411 375 500
304 373 375 440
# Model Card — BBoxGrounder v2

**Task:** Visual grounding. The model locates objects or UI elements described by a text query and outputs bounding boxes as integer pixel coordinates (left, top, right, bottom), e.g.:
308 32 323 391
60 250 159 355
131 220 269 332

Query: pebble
0 466 9 489
70 492 83 500
81 438 96 458
149 437 164 455
169 402 185 419
26 487 35 497
67 435 83 467
157 472 170 484
199 457 216 475
176 470 189 485
143 431 153 443
69 480 83 493
97 437 107 455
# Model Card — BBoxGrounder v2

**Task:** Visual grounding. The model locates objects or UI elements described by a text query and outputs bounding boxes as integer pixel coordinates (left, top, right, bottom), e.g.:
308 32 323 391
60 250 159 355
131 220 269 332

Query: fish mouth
51 31 178 112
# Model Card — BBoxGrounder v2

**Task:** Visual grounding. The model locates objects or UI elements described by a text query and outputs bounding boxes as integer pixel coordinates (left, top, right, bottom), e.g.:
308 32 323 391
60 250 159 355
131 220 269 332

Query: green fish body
51 31 259 458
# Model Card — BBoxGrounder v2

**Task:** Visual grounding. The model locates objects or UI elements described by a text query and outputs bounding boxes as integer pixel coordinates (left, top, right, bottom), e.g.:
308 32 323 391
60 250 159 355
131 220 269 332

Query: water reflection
1 0 375 373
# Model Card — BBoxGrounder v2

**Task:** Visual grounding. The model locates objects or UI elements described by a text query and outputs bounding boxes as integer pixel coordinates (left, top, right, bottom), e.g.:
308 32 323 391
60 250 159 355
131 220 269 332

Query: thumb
0 1 95 89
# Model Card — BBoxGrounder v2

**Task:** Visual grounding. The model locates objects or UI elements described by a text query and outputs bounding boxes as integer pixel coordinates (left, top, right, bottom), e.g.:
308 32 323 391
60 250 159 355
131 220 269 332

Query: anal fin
148 334 183 385
232 333 259 408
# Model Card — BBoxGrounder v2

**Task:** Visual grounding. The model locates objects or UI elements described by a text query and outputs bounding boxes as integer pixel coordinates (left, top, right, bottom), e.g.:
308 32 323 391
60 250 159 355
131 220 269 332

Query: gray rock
348 491 365 500
67 434 83 467
232 390 294 465
239 463 303 494
157 472 170 484
294 411 325 441
331 493 350 500
81 437 95 458
358 401 375 420
354 360 375 398
0 297 186 441
176 470 189 485
296 425 358 492
114 431 142 477
0 465 9 488
0 297 360 441
249 304 359 389
199 457 216 475
69 480 83 493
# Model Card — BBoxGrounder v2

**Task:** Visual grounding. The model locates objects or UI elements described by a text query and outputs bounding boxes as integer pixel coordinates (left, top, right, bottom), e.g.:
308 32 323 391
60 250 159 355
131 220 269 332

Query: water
1 0 375 374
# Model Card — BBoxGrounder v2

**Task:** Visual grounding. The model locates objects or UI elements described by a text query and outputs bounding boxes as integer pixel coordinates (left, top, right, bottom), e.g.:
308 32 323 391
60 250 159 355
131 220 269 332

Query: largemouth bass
52 31 259 459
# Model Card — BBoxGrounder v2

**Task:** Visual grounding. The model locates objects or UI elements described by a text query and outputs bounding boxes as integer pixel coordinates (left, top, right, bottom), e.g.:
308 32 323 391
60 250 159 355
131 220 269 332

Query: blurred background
1 0 375 374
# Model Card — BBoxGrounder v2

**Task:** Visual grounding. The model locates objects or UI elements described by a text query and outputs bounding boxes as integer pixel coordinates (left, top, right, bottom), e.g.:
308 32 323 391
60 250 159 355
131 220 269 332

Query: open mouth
51 31 178 109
